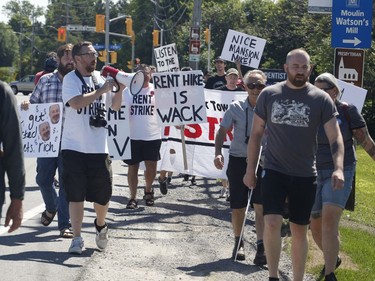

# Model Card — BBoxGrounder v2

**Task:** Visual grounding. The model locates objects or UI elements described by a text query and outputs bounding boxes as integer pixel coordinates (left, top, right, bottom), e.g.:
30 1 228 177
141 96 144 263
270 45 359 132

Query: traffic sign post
331 0 372 49
334 48 365 88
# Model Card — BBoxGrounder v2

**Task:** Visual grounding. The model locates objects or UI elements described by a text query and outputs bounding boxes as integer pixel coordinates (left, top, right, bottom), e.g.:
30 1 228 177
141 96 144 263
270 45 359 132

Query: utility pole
105 0 110 64
188 0 202 70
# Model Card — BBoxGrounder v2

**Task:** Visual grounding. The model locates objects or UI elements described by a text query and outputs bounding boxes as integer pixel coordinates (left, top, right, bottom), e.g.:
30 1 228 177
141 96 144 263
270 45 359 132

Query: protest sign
221 29 266 68
154 43 180 72
19 103 63 158
338 79 367 113
153 70 207 126
158 89 247 179
107 104 131 160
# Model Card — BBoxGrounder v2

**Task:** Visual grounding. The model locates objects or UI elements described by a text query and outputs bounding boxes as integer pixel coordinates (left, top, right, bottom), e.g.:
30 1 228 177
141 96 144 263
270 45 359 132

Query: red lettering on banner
184 124 202 138
207 117 219 140
163 126 170 136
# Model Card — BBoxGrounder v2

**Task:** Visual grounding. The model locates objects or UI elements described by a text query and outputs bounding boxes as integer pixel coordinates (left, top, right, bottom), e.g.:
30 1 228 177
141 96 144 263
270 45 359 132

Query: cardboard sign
220 29 266 68
19 103 63 158
338 79 367 113
153 70 207 126
154 43 180 72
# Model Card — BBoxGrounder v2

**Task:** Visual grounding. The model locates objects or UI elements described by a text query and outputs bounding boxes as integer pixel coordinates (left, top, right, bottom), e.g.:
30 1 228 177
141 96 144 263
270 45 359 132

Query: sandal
41 210 56 226
143 190 155 206
60 228 74 239
126 199 138 209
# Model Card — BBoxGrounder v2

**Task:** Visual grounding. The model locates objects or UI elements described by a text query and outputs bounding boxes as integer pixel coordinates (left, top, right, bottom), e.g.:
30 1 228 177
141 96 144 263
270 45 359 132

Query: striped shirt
30 71 62 104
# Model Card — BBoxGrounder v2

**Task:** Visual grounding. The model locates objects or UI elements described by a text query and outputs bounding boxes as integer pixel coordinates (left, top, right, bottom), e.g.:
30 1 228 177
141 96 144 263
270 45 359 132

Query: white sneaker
69 237 84 254
95 222 109 250
219 187 229 198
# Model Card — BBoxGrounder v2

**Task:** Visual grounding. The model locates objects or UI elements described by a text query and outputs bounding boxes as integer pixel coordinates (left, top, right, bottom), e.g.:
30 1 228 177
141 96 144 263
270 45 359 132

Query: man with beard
61 41 124 254
243 49 344 281
24 44 75 238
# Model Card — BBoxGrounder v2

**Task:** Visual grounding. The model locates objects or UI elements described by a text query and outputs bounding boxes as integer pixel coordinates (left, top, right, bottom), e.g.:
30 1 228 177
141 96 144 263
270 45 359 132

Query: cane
234 188 254 262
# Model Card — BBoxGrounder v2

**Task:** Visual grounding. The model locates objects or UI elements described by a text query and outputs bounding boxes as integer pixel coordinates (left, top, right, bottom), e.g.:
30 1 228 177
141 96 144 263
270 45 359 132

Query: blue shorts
311 164 355 215
261 169 317 225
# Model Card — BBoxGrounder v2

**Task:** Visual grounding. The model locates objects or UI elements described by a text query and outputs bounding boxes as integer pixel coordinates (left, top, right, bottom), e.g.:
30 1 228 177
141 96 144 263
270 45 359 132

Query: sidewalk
78 161 314 281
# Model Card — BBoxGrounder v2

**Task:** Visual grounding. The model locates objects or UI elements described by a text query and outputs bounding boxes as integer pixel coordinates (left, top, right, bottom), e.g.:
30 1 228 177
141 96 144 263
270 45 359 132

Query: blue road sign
331 0 372 49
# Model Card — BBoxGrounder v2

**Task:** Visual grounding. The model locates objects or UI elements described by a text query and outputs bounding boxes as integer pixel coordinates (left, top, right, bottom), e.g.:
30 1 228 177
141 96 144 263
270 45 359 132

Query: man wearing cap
205 57 227 89
216 68 244 91
35 52 58 85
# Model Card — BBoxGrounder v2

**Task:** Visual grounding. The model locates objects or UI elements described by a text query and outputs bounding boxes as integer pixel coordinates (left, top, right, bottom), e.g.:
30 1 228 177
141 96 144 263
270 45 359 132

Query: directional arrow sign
331 0 372 49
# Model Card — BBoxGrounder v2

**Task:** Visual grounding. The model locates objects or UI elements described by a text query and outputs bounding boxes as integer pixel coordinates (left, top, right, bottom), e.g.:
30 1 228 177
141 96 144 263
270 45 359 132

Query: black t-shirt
204 75 226 89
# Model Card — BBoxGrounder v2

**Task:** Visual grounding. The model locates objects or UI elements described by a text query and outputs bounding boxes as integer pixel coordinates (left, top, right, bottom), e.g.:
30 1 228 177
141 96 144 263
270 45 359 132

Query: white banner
153 70 207 126
220 29 266 69
158 89 247 179
154 43 180 72
19 103 63 158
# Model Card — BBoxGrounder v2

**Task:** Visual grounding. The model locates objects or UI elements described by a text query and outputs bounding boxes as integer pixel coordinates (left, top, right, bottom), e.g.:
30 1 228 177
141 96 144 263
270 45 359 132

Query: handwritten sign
19 103 63 158
338 79 367 113
153 70 207 126
221 29 266 68
107 104 132 160
154 43 180 72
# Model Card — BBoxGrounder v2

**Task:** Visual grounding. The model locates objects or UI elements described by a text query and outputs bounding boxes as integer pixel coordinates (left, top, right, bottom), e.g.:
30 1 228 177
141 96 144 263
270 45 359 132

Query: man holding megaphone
122 64 163 209
61 41 126 255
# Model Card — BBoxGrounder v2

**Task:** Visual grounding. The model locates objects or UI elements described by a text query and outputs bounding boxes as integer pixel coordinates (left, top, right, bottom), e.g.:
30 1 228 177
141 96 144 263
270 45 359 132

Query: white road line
0 204 45 235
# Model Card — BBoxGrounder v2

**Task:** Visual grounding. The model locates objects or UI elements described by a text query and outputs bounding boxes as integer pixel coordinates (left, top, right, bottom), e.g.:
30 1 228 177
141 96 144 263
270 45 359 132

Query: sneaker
232 238 245 261
158 177 168 195
69 237 84 254
190 176 196 185
219 187 229 198
95 220 109 250
324 272 338 281
319 256 342 280
253 242 267 265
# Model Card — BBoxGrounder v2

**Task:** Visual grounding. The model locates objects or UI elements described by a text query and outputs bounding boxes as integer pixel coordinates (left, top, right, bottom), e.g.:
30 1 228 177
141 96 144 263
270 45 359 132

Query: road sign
308 0 332 14
66 25 96 32
331 0 372 49
334 48 365 88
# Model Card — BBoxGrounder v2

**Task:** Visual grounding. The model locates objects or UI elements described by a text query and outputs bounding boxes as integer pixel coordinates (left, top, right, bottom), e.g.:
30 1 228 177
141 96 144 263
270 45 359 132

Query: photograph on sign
19 103 63 158
154 43 180 72
308 0 332 14
220 29 266 69
153 70 207 126
338 79 367 113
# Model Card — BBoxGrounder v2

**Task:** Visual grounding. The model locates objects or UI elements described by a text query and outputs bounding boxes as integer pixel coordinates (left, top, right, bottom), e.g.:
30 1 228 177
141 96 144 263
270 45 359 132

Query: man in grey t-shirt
243 49 345 281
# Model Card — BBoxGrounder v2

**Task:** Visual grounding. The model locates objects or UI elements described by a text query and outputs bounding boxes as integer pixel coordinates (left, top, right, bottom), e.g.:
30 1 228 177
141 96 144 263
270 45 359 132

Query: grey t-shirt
255 81 337 177
221 98 254 158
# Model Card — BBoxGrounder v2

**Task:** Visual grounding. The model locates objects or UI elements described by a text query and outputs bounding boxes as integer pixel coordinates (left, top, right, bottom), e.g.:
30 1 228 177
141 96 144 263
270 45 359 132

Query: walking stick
234 188 253 262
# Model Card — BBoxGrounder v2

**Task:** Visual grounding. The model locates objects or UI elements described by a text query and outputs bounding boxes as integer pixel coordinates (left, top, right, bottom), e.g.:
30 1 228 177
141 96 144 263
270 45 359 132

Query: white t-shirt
123 83 161 140
62 70 112 153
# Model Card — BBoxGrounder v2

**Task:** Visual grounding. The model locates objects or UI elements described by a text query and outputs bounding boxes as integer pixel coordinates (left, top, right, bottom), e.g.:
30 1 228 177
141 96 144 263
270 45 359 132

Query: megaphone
101 65 145 96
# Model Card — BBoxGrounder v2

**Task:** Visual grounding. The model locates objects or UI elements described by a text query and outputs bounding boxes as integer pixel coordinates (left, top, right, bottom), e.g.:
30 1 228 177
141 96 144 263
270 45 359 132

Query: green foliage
0 23 19 68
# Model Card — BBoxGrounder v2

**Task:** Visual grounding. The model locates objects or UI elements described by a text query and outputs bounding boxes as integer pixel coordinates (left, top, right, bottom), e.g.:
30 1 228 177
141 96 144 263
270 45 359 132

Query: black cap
44 57 58 72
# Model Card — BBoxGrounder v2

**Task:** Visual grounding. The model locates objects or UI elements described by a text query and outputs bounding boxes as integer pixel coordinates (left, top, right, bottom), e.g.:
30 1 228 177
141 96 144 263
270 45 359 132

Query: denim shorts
311 164 355 214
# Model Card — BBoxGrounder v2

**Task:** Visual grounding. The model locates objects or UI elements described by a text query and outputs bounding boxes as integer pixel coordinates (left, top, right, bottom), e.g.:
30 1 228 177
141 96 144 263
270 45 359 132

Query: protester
311 73 375 281
123 64 162 209
243 48 345 281
205 57 227 89
23 44 75 238
34 52 58 85
0 81 26 233
215 67 245 200
214 69 267 265
61 41 124 254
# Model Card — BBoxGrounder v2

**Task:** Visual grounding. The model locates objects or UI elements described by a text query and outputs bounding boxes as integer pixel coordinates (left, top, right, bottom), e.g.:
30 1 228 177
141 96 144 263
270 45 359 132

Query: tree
0 23 19 68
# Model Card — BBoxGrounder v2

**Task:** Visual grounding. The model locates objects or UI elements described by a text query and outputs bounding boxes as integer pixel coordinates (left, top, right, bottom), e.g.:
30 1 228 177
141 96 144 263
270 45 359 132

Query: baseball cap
315 72 340 92
226 68 239 76
214 56 225 63
44 57 58 72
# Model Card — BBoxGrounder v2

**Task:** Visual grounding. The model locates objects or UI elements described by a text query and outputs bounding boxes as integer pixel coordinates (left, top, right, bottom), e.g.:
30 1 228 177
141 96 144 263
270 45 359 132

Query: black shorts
123 139 161 165
226 155 263 209
62 150 113 205
261 169 317 225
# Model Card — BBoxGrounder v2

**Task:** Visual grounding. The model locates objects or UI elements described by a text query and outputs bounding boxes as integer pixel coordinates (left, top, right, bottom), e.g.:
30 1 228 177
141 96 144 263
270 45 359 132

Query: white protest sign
153 70 207 126
107 104 131 160
158 89 247 179
338 79 367 113
221 29 266 69
19 103 63 158
154 43 180 72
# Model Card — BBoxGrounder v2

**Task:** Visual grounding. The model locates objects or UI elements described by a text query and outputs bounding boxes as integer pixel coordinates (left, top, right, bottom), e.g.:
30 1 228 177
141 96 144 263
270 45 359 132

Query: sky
1 0 50 23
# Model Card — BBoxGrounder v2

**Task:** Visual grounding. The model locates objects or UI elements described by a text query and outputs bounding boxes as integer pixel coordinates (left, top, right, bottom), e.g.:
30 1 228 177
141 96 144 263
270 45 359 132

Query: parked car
9 75 35 95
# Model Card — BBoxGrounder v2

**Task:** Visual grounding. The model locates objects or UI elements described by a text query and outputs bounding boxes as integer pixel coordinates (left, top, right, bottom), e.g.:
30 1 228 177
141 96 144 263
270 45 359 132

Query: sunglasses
78 52 98 58
321 85 335 92
247 83 266 90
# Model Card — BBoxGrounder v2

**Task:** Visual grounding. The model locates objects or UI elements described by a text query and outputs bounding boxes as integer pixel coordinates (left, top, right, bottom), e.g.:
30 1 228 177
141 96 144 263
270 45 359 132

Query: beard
287 73 309 88
58 63 75 76
86 61 96 73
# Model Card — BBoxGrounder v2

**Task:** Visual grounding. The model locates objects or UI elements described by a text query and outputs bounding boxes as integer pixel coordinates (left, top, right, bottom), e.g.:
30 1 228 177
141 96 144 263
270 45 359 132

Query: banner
154 43 180 72
19 103 63 158
153 70 207 126
158 89 247 179
220 29 266 69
